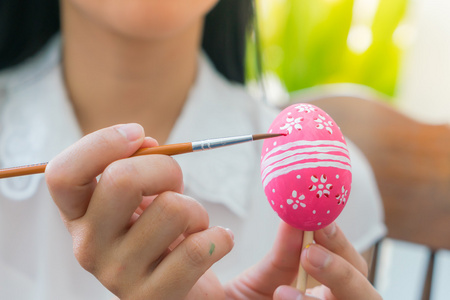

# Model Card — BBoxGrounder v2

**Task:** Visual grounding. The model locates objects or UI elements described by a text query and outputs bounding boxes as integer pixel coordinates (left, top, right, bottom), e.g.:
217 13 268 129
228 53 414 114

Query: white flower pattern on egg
295 104 317 113
314 114 334 135
286 190 306 210
308 174 333 198
279 112 304 134
336 185 349 205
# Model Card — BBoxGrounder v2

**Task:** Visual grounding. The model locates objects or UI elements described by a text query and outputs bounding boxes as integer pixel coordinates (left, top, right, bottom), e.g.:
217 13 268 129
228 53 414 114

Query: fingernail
322 222 336 237
224 227 234 241
275 286 304 300
116 123 143 141
306 244 331 268
216 226 234 242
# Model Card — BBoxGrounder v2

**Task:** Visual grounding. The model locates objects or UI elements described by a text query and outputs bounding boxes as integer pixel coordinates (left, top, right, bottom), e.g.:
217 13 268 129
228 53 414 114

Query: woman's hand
45 123 381 299
223 221 302 298
45 123 307 299
273 222 382 300
46 124 234 299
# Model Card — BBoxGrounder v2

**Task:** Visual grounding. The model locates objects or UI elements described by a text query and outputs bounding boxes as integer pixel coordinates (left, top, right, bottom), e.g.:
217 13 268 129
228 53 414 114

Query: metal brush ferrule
192 135 253 151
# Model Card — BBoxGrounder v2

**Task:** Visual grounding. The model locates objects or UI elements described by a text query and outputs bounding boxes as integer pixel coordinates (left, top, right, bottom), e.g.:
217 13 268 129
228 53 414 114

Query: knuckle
96 261 128 297
184 235 209 267
71 223 128 296
340 262 356 285
156 192 187 224
156 192 209 231
71 224 98 273
101 160 137 191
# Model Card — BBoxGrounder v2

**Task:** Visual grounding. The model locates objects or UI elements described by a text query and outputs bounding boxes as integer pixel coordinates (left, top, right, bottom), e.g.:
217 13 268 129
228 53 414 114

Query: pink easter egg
261 103 352 231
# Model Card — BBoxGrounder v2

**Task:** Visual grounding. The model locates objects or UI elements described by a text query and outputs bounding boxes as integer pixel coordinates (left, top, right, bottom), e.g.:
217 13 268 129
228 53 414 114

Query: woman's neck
61 3 203 143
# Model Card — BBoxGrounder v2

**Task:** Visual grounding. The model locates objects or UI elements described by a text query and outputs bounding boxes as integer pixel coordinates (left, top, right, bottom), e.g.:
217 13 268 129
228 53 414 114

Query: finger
87 192 210 294
314 222 368 277
142 226 234 299
226 221 303 298
141 136 159 148
117 192 209 273
185 269 226 300
274 285 320 300
301 244 382 300
46 123 145 221
84 154 184 237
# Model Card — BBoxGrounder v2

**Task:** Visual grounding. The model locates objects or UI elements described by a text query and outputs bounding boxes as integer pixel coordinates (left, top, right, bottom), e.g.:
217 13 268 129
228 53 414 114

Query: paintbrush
0 133 284 179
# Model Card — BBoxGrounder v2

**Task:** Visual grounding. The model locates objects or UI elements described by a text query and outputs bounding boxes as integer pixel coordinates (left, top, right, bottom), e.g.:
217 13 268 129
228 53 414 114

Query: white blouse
0 36 386 299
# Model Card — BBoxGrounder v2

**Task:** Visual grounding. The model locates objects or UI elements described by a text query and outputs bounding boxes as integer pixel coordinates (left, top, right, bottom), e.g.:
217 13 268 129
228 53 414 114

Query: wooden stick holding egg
260 103 352 292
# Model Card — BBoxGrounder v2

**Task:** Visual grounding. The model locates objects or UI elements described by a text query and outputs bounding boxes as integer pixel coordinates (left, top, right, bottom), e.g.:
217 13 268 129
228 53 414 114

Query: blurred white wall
395 0 450 125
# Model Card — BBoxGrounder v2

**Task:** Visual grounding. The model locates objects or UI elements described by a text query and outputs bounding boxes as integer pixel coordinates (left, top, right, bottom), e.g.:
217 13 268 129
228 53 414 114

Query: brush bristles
252 133 286 141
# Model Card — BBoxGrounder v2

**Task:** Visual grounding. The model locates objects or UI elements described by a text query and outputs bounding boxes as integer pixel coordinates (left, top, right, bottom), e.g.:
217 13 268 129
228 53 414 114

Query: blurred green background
246 0 411 101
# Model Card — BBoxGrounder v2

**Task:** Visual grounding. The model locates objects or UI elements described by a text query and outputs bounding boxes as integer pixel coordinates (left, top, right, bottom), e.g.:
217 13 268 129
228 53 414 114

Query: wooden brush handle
132 143 192 156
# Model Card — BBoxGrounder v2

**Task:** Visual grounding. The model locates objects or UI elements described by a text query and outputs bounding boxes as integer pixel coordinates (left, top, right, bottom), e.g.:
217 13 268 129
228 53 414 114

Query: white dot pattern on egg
261 104 352 231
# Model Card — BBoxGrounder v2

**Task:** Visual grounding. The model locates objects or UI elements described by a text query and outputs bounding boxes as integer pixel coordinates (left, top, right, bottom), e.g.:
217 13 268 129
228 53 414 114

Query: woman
0 0 385 298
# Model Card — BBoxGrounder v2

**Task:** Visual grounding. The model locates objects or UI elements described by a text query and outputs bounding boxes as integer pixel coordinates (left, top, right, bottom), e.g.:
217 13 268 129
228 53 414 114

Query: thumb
226 222 303 297
46 123 146 221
